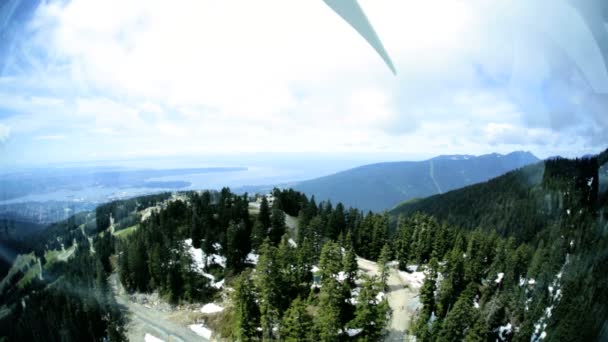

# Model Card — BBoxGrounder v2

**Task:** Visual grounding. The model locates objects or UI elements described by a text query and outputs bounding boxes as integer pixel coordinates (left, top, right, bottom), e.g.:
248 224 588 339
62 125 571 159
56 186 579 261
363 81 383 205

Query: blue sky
0 0 607 167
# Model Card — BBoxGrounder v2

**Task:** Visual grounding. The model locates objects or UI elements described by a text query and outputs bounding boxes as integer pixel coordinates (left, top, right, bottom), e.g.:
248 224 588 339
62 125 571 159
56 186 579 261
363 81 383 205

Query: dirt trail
357 257 420 341
110 274 207 342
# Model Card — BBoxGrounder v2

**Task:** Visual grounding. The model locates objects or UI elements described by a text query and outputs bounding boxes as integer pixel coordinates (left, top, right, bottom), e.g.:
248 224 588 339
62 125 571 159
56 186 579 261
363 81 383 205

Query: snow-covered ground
200 303 224 314
184 238 227 283
246 252 259 264
397 268 425 289
144 333 165 342
357 257 422 340
189 324 213 339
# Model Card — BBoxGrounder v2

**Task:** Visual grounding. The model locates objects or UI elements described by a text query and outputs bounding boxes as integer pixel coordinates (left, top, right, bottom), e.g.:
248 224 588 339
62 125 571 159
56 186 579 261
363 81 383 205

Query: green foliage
0 244 126 341
269 208 286 246
350 275 391 341
280 297 312 341
233 271 260 341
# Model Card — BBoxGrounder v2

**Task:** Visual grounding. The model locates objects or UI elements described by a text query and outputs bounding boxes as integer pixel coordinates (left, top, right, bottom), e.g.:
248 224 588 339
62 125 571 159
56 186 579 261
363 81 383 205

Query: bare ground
110 274 209 342
357 257 421 341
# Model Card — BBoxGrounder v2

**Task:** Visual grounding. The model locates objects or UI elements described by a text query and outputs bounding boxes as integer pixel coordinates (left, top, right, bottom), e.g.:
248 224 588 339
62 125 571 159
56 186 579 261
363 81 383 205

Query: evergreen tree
251 219 267 251
319 241 342 280
437 284 477 342
316 241 346 341
226 220 250 271
294 237 314 294
280 297 312 341
350 275 391 341
255 240 283 340
234 271 260 341
343 242 358 287
258 196 271 229
269 208 286 246
315 275 343 341
396 215 414 269
420 258 438 316
191 207 203 249
378 243 392 288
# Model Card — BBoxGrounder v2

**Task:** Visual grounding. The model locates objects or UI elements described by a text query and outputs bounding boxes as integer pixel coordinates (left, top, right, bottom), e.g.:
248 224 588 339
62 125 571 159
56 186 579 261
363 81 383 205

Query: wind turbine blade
323 0 396 75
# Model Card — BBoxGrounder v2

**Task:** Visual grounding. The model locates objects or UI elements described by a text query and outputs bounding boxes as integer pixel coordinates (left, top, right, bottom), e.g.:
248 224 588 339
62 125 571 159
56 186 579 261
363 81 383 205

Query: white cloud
0 0 605 165
34 135 66 141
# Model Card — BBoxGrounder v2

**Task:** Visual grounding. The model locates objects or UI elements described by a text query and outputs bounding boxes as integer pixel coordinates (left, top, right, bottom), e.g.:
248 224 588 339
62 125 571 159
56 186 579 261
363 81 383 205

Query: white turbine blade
323 0 396 75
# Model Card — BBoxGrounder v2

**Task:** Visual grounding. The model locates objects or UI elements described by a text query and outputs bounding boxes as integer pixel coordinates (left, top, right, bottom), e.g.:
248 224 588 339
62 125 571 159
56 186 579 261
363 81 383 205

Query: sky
0 0 607 167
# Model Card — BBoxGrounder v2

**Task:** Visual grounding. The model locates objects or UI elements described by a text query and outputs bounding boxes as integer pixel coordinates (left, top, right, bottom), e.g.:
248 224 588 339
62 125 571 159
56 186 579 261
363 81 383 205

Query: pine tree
396 215 414 270
350 274 391 340
294 237 314 293
316 241 346 341
226 220 249 271
234 271 260 341
191 207 203 249
437 284 477 342
280 297 312 341
269 208 286 246
378 243 392 288
420 258 438 316
463 313 490 342
342 243 358 287
251 219 267 251
258 195 271 229
315 276 343 341
255 240 283 340
319 241 342 280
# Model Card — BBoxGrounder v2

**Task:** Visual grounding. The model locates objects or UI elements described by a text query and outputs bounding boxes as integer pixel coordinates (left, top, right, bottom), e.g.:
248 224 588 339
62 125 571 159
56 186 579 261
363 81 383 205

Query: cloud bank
0 0 606 165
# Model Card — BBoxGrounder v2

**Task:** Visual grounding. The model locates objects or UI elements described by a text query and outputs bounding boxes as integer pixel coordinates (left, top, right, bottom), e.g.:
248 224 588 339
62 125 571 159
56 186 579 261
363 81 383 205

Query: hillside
293 151 539 212
389 149 608 341
390 153 604 242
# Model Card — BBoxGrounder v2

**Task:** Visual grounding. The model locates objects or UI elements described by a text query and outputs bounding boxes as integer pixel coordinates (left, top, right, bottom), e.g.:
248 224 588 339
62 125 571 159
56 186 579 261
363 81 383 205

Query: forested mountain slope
2 149 606 341
294 151 538 212
390 149 608 341
390 154 602 242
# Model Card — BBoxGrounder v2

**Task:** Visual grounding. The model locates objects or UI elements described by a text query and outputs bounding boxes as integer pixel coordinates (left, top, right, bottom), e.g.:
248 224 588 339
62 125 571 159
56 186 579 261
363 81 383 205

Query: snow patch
495 272 504 284
184 239 205 273
189 324 213 339
246 253 259 265
185 238 225 270
347 328 363 337
212 279 225 289
398 270 425 289
202 272 215 281
201 303 224 314
553 289 561 301
407 265 419 272
144 333 165 342
497 323 512 341
208 254 226 268
311 265 320 273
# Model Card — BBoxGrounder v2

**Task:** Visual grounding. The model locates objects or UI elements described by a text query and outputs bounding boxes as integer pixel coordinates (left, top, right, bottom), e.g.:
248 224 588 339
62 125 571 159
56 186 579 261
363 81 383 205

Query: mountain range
292 151 539 212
